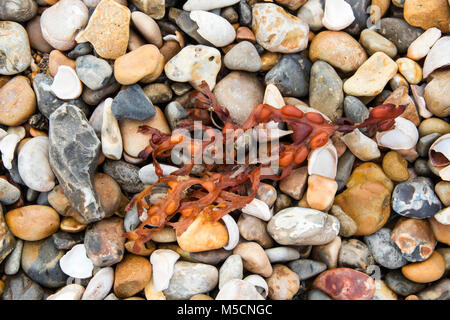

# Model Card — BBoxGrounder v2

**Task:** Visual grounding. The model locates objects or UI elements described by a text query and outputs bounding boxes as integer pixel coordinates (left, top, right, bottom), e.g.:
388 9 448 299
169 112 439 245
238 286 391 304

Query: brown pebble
402 251 446 283
113 254 152 298
48 50 76 77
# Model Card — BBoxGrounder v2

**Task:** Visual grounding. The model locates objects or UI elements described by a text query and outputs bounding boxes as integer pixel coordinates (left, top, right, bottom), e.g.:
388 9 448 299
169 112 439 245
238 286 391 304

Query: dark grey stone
168 8 210 45
82 76 121 106
33 73 90 119
265 54 311 98
52 231 84 250
49 104 105 223
344 96 369 123
417 133 441 157
364 228 407 269
103 159 145 193
385 270 426 296
0 0 37 22
288 259 327 281
75 55 112 91
111 84 156 120
392 177 442 219
344 0 370 35
238 0 252 27
378 18 423 54
190 248 232 265
414 159 433 177
67 43 93 59
417 279 450 300
1 272 44 300
336 149 356 191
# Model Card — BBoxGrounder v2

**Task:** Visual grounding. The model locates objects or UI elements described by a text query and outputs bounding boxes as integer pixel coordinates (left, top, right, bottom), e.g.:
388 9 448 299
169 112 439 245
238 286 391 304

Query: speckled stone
364 228 408 269
338 239 374 272
392 177 442 219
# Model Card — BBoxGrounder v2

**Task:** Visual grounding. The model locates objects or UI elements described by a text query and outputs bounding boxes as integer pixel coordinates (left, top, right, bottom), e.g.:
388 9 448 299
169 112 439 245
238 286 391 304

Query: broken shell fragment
411 84 433 119
429 134 450 167
221 214 240 251
243 274 269 298
308 140 338 179
150 249 180 292
0 134 21 170
50 65 83 100
139 163 179 185
101 98 123 160
241 198 272 221
376 117 419 151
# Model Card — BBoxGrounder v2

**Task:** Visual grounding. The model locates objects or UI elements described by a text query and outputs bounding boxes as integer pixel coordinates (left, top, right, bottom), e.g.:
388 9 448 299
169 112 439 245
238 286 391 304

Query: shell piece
189 10 236 47
322 0 355 31
241 198 272 221
82 267 114 300
0 134 21 170
376 117 419 150
221 214 240 251
101 98 123 160
59 244 94 279
150 249 180 292
429 134 450 167
411 84 433 118
263 84 285 109
18 136 56 192
50 65 83 100
243 274 269 298
139 163 179 185
183 0 240 11
308 140 338 179
423 36 450 78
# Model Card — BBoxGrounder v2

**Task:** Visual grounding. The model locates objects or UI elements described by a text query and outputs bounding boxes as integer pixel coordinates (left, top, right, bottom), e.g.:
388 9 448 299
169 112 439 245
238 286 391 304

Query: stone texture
1 272 44 300
378 18 423 54
111 84 156 120
364 228 408 269
0 21 32 75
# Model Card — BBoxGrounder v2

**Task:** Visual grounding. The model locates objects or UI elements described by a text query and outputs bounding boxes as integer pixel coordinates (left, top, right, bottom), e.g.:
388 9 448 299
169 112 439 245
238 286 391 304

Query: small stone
312 268 375 300
306 174 338 211
407 27 442 61
429 218 450 246
322 0 355 31
82 78 121 106
143 83 173 104
50 65 83 100
330 205 358 237
338 239 373 272
164 261 218 300
435 181 450 206
48 50 76 78
256 183 277 208
1 272 44 300
113 254 152 299
404 0 450 33
378 18 423 54
372 280 398 300
382 151 410 182
40 0 89 51
385 270 426 296
279 167 307 200
341 129 380 161
214 71 264 125
103 159 145 193
0 76 36 126
252 3 309 53
52 231 84 250
6 205 60 241
224 41 261 72
59 244 94 279
21 237 67 288
190 10 236 47
82 267 114 300
49 104 105 223
265 247 300 263
4 239 23 275
297 0 324 31
238 214 273 249
131 11 162 47
216 279 264 300
266 264 299 300
0 178 20 205
101 98 122 160
287 259 327 281
219 255 243 289
67 43 93 59
417 278 450 300
402 251 446 283
267 207 339 246
165 44 221 90
168 8 210 45
0 0 37 22
343 52 398 97
236 26 256 43
308 289 332 300
130 0 165 19
75 55 112 91
114 44 163 85
94 173 122 217
392 177 442 219
84 217 125 267
396 57 422 85
76 0 130 59
418 118 450 137
176 211 228 253
0 206 16 265
26 16 53 54
221 7 239 24
112 85 156 121
233 242 273 277
183 0 240 11
0 21 32 76
364 228 408 269
264 54 311 98
360 29 397 58
47 284 85 300
344 0 370 35
424 70 450 117
343 96 369 124
391 217 436 262
335 150 356 191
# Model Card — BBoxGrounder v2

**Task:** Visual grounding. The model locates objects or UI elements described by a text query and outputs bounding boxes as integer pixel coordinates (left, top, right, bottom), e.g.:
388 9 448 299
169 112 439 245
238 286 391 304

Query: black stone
52 231 84 250
49 104 105 223
344 0 370 36
28 113 48 131
378 18 423 54
111 84 156 120
168 8 210 45
265 54 311 98
67 43 93 59
103 159 145 194
238 0 252 27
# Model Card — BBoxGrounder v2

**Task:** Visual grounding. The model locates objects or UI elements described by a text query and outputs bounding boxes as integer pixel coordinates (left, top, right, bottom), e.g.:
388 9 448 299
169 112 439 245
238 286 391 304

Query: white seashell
265 247 300 263
308 140 338 179
243 275 269 298
216 279 265 300
221 214 240 251
423 36 450 78
263 84 285 109
101 98 122 160
376 117 419 150
241 198 272 221
7 126 25 140
190 10 236 47
139 163 179 185
150 249 180 292
429 134 450 166
59 244 94 279
183 0 240 11
18 136 55 192
411 84 433 118
82 267 114 300
0 134 21 170
46 284 85 300
434 207 450 225
50 65 83 100
322 0 355 31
